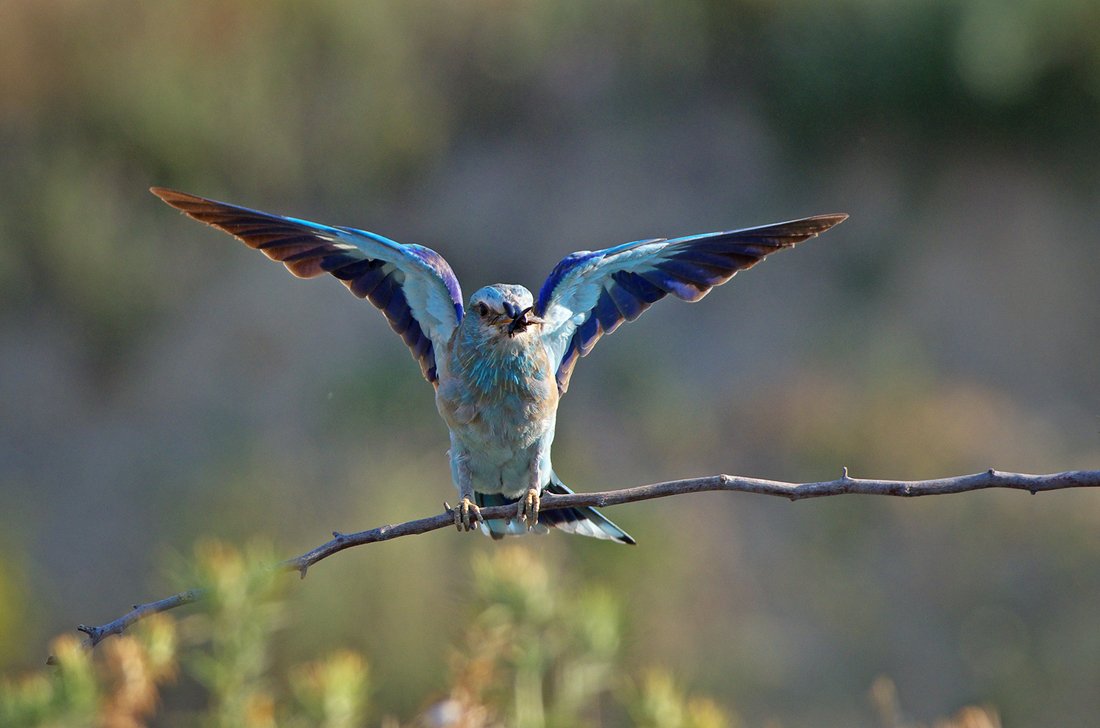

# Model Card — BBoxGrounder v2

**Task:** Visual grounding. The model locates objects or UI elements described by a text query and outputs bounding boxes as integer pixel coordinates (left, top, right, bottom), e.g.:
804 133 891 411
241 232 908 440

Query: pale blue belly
466 447 539 497
453 406 555 498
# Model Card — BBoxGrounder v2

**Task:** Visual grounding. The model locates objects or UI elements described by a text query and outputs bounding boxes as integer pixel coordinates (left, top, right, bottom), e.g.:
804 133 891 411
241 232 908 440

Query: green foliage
183 540 286 728
627 670 736 728
0 542 367 728
0 544 1011 726
285 651 369 728
0 616 175 728
178 540 370 728
447 547 628 727
869 677 1002 728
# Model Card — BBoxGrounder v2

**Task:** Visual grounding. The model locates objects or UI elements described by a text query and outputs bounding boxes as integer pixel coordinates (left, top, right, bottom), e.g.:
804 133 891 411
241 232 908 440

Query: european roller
152 188 846 544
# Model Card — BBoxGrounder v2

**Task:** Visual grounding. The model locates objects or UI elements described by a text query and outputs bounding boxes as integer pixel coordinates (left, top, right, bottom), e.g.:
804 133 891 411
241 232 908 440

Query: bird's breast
436 337 559 448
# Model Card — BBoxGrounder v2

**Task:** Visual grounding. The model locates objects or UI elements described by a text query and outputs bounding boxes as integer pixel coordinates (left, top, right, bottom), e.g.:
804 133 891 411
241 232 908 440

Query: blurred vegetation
1 544 1007 727
2 0 1099 726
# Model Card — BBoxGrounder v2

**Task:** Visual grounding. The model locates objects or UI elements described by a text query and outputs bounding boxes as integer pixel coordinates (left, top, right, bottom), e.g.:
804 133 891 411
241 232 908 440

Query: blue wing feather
593 289 623 332
606 280 650 322
610 270 667 304
537 215 848 394
535 239 665 316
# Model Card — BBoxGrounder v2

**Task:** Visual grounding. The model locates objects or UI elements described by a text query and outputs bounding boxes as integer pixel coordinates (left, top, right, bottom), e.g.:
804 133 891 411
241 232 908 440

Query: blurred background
2 0 1099 725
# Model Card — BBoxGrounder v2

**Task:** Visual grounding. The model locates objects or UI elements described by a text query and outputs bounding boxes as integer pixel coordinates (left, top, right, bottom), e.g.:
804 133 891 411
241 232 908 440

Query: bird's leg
516 487 540 528
452 494 481 531
450 456 481 532
516 446 546 529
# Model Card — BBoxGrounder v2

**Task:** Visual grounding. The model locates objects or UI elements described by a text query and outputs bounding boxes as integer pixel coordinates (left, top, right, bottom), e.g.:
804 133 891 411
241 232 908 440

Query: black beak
506 306 537 337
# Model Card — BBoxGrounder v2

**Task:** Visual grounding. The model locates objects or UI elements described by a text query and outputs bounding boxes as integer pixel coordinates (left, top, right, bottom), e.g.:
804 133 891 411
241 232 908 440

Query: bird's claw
515 487 540 529
451 497 481 532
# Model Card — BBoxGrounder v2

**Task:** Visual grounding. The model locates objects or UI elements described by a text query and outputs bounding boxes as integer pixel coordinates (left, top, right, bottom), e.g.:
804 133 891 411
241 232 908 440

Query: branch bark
71 468 1100 649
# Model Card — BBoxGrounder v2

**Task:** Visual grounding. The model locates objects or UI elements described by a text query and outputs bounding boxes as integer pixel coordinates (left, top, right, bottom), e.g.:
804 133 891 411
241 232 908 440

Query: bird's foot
448 497 482 532
515 487 540 529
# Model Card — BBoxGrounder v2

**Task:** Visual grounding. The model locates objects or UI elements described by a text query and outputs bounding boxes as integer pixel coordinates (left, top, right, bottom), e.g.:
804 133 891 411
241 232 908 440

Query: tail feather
540 479 636 544
474 475 636 545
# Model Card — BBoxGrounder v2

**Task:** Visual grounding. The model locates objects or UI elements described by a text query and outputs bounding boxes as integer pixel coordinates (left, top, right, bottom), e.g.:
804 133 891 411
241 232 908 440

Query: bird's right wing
151 188 463 384
534 214 848 394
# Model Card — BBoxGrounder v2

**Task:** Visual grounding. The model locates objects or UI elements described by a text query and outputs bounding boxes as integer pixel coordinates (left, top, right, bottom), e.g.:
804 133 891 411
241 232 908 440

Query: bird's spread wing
151 188 463 383
534 214 848 394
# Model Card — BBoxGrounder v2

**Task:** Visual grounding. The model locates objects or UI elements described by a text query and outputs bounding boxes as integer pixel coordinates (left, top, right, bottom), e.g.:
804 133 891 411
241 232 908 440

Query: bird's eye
475 302 489 317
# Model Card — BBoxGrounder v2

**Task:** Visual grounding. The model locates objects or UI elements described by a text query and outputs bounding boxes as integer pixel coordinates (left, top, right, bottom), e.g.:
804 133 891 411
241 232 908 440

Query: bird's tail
475 474 636 545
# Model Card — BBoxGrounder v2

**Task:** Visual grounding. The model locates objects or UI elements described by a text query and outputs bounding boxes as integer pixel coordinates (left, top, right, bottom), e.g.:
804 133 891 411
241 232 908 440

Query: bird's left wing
535 214 847 394
151 188 463 384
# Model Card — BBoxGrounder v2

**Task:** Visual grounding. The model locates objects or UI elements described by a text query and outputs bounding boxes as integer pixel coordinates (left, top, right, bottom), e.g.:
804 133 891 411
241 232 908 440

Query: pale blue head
465 284 542 340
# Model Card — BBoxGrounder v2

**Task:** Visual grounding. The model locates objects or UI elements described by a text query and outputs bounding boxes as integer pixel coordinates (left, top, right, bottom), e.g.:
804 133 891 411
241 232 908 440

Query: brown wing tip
813 213 849 230
149 186 205 210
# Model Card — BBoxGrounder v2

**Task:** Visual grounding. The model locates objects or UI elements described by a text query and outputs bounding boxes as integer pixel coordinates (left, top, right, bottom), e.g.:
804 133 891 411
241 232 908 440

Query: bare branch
70 589 207 652
71 468 1100 649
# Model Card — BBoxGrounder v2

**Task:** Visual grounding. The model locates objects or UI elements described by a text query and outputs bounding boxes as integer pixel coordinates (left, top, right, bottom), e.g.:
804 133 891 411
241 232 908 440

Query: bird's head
465 285 544 341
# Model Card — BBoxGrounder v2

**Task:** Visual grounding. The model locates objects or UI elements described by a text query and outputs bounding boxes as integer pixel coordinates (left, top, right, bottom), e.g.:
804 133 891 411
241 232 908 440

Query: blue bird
151 187 846 544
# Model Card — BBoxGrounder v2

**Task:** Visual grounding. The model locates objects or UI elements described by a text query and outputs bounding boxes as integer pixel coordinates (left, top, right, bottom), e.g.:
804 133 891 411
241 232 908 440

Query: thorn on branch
841 466 851 481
